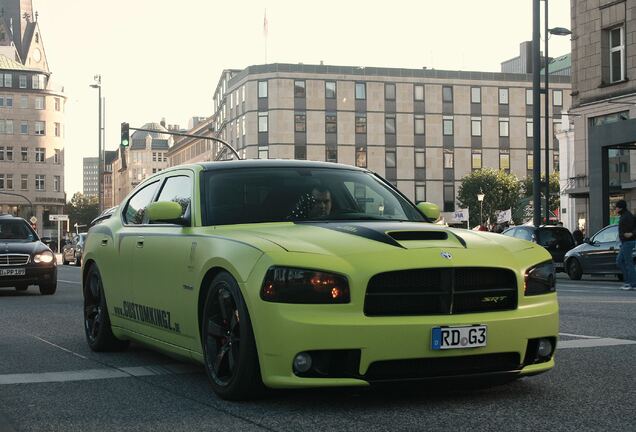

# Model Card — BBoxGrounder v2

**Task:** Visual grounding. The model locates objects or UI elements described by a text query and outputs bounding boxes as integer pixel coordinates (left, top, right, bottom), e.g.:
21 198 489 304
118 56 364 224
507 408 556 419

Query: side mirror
146 201 187 225
416 202 440 222
583 237 591 244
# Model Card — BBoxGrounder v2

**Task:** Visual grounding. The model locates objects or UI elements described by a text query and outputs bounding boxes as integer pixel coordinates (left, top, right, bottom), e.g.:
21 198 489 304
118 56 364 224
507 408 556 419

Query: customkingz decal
114 301 181 333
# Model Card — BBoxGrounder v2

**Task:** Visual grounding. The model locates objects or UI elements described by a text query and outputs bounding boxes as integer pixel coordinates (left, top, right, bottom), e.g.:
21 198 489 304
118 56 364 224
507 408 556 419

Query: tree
457 169 522 227
521 172 560 214
65 192 99 231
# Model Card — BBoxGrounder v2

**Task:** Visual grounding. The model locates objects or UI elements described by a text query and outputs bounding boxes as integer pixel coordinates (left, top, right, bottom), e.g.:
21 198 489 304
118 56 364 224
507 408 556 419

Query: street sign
29 216 37 224
49 214 69 222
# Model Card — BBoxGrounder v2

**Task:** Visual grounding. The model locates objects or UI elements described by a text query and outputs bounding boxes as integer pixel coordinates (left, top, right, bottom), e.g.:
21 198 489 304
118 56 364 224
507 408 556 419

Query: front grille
364 268 517 316
364 353 521 381
0 254 30 266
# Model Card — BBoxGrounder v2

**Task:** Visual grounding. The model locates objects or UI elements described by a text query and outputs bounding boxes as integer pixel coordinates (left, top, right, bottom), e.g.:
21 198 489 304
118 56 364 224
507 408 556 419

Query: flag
263 9 268 36
497 208 512 223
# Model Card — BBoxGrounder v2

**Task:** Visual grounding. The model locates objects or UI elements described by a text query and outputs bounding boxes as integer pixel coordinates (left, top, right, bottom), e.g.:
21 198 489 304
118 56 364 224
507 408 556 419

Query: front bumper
0 264 57 287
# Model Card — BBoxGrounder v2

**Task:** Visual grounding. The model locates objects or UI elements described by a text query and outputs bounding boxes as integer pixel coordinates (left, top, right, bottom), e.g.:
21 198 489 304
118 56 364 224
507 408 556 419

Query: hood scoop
388 231 448 241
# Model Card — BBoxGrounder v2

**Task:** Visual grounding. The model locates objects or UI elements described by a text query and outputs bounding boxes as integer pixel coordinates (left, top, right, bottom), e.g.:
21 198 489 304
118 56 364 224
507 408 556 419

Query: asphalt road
0 266 634 432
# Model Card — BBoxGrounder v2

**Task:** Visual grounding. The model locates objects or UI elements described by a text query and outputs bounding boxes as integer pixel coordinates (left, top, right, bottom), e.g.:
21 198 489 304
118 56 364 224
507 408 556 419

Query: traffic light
120 122 130 147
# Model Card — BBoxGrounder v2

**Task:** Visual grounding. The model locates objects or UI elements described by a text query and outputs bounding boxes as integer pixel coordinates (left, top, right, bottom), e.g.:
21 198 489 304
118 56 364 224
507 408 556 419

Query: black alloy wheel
202 272 262 400
567 258 583 281
83 265 128 351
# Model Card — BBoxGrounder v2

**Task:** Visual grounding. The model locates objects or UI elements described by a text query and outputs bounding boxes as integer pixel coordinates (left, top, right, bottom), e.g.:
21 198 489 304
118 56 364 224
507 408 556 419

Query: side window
593 226 618 243
517 229 533 241
124 181 160 225
156 175 193 216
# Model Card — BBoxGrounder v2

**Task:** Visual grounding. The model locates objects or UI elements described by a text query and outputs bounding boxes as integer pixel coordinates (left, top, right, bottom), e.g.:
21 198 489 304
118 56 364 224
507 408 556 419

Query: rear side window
124 181 160 225
156 175 192 217
515 229 533 241
537 228 574 248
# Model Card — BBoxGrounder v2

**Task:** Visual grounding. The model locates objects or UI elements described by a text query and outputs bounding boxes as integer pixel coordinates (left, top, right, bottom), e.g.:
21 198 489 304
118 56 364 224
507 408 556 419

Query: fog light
537 338 553 358
293 352 312 374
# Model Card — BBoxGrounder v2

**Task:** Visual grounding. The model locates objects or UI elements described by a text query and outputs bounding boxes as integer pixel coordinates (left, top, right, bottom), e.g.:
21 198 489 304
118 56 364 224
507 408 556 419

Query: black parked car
564 224 631 280
62 233 87 266
0 215 57 294
502 225 575 272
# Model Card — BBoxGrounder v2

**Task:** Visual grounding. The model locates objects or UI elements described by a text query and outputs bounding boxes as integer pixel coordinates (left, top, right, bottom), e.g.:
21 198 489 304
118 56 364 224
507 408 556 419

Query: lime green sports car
83 160 558 400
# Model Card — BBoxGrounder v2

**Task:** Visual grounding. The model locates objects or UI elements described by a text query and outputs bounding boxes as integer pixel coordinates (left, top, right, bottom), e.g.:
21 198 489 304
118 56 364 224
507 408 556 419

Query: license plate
0 268 25 276
432 325 487 350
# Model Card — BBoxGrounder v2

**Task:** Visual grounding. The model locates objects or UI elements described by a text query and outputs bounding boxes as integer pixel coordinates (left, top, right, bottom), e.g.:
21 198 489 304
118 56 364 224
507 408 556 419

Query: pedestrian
572 228 584 246
614 200 636 291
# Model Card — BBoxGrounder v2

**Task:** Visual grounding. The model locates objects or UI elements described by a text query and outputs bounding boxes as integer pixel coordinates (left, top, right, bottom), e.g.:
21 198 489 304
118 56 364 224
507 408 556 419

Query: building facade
83 157 98 197
0 0 66 235
567 0 636 235
170 63 571 212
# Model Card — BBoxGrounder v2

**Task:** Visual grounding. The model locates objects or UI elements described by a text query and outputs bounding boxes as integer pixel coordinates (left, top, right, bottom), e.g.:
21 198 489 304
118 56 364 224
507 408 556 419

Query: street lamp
477 190 485 227
89 75 103 213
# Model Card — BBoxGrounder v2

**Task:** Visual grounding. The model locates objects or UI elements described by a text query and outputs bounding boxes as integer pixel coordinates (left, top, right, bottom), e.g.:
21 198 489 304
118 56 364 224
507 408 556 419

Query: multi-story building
0 0 66 235
169 63 571 212
83 157 98 197
103 150 117 209
566 0 636 235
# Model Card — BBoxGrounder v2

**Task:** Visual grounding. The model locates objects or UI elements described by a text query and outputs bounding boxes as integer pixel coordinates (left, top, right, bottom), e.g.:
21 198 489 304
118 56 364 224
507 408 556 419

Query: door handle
101 239 108 246
136 237 144 248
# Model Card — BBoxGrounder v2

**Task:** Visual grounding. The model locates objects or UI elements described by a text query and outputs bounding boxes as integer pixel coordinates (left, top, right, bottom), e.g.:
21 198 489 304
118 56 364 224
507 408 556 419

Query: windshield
201 168 426 226
0 220 36 241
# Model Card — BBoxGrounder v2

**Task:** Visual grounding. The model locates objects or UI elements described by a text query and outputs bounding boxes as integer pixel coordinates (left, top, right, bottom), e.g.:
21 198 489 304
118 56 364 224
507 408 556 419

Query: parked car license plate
0 268 26 276
432 325 487 350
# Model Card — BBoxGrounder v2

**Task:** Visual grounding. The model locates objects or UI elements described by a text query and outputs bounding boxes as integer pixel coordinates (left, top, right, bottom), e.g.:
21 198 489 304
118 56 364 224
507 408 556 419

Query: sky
31 0 572 196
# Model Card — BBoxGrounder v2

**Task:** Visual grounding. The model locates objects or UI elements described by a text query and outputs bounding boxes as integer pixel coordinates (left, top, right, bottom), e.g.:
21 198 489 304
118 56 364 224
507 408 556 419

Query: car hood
218 221 537 257
0 241 48 255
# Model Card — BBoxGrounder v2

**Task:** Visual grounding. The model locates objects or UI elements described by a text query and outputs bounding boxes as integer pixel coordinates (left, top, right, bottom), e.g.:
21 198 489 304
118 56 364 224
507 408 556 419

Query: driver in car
289 186 333 220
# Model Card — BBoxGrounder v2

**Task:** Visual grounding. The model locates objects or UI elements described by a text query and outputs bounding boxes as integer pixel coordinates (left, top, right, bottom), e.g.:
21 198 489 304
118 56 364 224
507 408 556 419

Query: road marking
0 363 200 385
559 332 600 339
31 335 88 360
58 279 81 285
561 300 636 304
558 337 636 349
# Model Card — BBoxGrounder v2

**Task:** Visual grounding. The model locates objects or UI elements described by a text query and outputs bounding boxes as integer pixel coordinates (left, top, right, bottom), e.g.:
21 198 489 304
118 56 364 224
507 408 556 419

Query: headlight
525 261 556 295
34 251 54 264
261 266 350 304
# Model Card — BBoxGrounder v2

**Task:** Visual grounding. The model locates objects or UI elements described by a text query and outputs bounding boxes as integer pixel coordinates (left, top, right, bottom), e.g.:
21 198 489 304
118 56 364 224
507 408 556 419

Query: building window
414 115 425 135
152 152 157 162
294 112 306 132
294 146 307 160
355 147 367 168
471 117 482 136
325 112 337 133
21 174 27 190
34 96 44 110
415 182 426 203
526 119 533 137
553 89 563 107
471 87 481 104
444 150 454 169
591 111 629 126
0 120 5 134
54 97 60 111
442 86 453 103
385 115 396 134
4 74 11 87
355 82 366 100
35 175 45 191
355 113 366 134
5 120 12 134
5 96 11 108
36 148 45 162
326 148 337 163
499 88 509 105
32 75 45 89
34 121 45 135
553 120 562 136
0 146 4 160
54 176 60 192
443 116 454 136
21 147 27 161
500 149 510 171
499 118 509 137
258 145 268 159
294 80 306 98
608 26 625 83
414 85 424 101
325 81 336 99
6 146 12 161
472 150 482 169
19 75 26 89
258 112 268 132
0 174 4 189
20 95 27 108
6 174 12 190
553 152 560 171
54 149 60 164
415 149 425 168
443 184 455 212
526 89 533 105
385 83 396 100
258 81 268 98
527 152 534 170
385 149 396 168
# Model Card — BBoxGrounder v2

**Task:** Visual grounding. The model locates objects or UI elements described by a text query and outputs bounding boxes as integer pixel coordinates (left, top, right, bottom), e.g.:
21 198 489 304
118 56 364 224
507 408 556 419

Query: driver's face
310 190 332 217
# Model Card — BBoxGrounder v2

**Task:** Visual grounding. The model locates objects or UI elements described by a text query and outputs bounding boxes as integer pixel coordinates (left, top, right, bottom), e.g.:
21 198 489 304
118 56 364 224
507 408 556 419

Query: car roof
197 159 368 172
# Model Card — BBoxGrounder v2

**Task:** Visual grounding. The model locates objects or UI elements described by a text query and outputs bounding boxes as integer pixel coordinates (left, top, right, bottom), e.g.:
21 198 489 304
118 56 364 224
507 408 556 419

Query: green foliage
521 172 560 212
65 192 99 230
457 169 522 227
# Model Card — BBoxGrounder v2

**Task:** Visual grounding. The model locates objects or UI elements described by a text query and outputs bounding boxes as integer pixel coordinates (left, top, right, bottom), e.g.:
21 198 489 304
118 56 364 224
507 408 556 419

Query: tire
567 259 583 281
62 257 69 265
202 272 263 400
83 264 129 352
39 281 57 295
15 284 28 292
75 256 82 267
